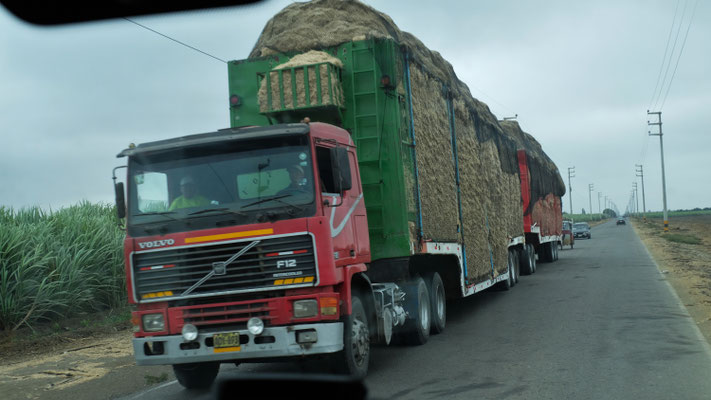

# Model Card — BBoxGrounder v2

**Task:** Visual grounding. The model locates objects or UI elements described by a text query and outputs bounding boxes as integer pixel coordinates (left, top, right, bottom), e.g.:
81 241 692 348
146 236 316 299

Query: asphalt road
121 221 711 400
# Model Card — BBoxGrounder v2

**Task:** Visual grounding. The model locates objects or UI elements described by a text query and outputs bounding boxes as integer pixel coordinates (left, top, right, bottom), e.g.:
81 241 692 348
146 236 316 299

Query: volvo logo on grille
213 262 226 275
137 239 174 249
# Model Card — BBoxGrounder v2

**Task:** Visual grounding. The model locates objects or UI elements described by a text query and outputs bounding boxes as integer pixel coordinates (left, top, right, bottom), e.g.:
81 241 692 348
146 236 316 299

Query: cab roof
117 123 309 158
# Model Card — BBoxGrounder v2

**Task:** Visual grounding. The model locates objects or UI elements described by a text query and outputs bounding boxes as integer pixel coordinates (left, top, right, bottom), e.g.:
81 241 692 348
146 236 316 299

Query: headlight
293 299 318 318
141 313 165 332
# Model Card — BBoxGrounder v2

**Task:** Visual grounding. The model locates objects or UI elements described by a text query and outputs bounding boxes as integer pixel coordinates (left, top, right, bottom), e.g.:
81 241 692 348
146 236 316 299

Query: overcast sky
1 0 708 216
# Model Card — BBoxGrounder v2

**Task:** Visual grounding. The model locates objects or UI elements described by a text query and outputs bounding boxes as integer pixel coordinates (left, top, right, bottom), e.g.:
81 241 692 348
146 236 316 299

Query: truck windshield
126 138 315 232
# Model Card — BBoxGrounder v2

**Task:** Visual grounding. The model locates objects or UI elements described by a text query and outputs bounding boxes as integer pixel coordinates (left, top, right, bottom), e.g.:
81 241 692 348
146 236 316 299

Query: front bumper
133 322 343 365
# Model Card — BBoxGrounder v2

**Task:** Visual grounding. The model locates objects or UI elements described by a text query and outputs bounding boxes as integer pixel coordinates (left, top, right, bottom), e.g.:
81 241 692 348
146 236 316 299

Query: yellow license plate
213 332 241 353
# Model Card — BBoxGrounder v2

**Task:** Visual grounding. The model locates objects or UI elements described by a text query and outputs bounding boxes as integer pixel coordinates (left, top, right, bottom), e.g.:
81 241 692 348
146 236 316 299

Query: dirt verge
0 311 173 400
632 215 711 345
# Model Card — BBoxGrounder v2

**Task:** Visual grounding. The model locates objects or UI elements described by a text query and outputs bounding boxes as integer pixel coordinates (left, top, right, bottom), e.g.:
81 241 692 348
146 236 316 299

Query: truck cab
117 122 373 387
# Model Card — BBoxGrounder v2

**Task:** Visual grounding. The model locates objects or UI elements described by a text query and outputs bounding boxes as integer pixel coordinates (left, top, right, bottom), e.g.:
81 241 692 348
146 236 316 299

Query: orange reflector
141 290 174 299
274 276 314 286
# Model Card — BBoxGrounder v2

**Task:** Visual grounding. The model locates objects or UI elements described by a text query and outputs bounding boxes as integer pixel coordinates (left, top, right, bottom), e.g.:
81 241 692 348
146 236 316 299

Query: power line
648 0 681 110
660 0 699 110
468 83 517 117
652 0 688 110
123 17 227 64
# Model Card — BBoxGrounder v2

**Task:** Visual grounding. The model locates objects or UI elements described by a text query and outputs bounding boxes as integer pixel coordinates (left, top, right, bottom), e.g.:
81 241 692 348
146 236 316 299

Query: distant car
573 222 591 239
617 218 626 225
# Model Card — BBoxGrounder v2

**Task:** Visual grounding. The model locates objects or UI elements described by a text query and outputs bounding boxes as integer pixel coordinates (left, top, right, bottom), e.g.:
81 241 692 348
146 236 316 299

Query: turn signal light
320 296 339 316
131 314 141 333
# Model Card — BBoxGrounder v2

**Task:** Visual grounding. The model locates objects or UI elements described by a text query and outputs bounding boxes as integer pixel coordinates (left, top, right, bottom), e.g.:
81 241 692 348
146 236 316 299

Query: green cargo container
228 38 420 264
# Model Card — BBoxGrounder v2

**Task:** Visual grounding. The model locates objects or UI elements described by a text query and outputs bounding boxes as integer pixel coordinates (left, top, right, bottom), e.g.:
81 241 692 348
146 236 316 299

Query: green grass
0 202 126 332
636 210 711 219
663 233 702 245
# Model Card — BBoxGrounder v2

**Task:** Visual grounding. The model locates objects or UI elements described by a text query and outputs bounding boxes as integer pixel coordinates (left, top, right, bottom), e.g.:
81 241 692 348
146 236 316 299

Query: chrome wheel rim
435 285 445 321
351 318 369 367
420 290 430 331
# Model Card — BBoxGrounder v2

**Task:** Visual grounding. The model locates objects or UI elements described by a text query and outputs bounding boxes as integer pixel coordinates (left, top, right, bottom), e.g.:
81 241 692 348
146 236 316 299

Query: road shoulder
632 217 711 346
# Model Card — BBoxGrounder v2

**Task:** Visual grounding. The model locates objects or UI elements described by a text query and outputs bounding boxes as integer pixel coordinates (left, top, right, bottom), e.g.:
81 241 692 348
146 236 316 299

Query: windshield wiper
134 211 178 221
188 207 246 217
242 194 294 209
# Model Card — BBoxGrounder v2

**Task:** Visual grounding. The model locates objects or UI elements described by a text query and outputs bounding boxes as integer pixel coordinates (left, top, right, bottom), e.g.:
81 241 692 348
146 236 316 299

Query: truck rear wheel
400 277 431 345
425 272 446 334
330 294 370 378
172 362 219 389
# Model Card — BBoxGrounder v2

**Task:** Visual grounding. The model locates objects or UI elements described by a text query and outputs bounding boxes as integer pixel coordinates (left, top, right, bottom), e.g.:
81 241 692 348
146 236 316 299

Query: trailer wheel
330 294 370 378
508 249 519 285
425 272 446 334
172 362 219 389
544 242 555 262
529 244 537 273
493 264 512 292
520 244 536 275
512 250 520 284
553 243 559 261
400 277 431 345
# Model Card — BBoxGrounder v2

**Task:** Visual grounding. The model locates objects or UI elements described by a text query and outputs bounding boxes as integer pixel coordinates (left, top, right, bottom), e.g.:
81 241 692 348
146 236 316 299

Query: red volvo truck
114 38 563 388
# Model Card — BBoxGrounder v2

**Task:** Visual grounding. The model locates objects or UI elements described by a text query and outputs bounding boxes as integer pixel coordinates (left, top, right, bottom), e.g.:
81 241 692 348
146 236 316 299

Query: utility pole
598 191 602 214
648 111 669 232
588 184 594 218
604 195 608 214
633 182 639 218
567 166 575 217
636 164 646 222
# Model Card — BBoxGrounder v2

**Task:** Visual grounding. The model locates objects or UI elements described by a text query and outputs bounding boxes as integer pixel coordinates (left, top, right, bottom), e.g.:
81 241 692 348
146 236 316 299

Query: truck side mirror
331 147 352 194
115 182 126 219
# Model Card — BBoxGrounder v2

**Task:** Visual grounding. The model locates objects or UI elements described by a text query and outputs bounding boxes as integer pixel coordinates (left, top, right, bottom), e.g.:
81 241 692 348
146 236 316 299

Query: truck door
315 146 369 264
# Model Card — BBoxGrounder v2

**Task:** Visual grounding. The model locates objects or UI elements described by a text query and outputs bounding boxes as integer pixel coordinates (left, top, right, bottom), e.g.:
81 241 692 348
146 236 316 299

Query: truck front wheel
330 294 370 378
172 362 219 389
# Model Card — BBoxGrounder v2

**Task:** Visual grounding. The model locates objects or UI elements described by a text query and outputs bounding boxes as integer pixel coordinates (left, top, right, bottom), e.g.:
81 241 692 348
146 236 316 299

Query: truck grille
181 301 274 328
133 234 316 301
